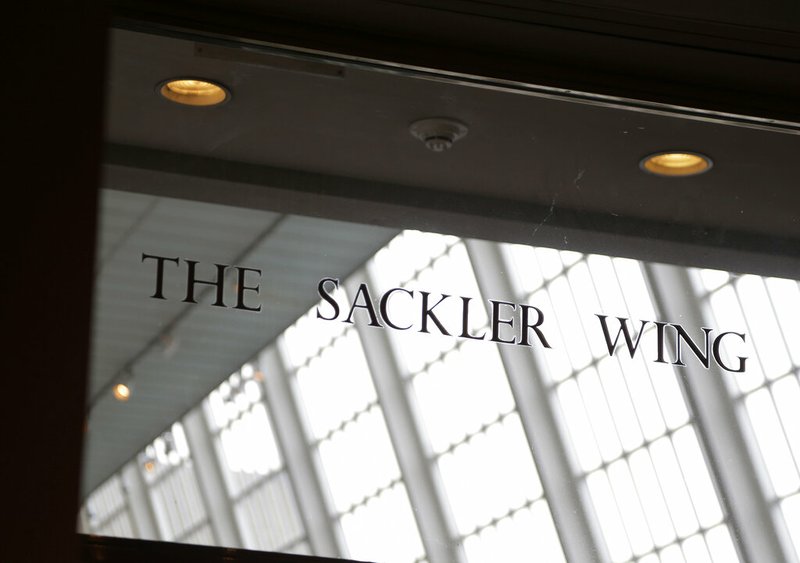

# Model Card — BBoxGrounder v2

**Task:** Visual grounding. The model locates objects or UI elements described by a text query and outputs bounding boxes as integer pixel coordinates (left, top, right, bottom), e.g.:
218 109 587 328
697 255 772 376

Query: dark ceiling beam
111 0 800 123
105 143 800 279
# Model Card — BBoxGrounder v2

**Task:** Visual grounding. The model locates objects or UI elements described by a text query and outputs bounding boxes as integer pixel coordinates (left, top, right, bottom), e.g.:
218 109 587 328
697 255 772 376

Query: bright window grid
503 244 739 563
204 367 309 553
83 229 799 563
369 232 568 562
694 269 800 560
138 422 214 543
84 474 136 537
282 295 426 563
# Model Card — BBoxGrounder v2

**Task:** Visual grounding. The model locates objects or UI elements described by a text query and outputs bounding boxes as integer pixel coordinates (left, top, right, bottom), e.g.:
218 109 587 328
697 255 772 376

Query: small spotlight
640 151 712 177
159 78 229 106
113 383 131 402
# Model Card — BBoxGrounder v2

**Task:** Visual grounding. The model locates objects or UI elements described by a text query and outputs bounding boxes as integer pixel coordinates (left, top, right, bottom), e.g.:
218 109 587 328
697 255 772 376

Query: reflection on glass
503 244 735 563
282 298 425 562
203 367 308 553
80 222 800 562
696 269 800 558
83 475 134 538
140 423 214 543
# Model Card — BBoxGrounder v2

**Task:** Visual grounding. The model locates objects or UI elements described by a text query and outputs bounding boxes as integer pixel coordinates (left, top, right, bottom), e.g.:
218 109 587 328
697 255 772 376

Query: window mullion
464 238 603 563
257 346 341 557
121 460 161 540
182 408 243 547
643 262 789 563
344 268 463 563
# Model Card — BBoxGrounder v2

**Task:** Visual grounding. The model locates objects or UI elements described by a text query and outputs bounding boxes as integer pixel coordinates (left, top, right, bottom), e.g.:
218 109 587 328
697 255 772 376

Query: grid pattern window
139 422 214 543
370 231 567 562
204 363 309 554
693 269 800 560
83 474 136 538
281 290 426 563
83 225 800 563
503 245 739 563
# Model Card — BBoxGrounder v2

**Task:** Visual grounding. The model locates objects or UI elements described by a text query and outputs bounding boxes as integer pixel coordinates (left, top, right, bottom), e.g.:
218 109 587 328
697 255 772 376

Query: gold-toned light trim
159 78 229 106
641 151 712 177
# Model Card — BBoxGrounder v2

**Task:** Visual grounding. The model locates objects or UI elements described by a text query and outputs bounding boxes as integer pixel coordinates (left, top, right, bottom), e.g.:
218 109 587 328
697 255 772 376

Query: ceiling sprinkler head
409 118 469 152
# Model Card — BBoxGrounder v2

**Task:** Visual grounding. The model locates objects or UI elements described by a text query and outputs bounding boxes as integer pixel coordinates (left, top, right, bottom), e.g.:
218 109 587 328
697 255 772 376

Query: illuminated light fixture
159 78 229 106
640 151 713 177
112 382 131 402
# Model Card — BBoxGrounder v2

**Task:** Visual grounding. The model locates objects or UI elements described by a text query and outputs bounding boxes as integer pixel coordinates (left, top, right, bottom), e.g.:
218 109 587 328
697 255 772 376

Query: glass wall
81 24 800 563
82 217 799 562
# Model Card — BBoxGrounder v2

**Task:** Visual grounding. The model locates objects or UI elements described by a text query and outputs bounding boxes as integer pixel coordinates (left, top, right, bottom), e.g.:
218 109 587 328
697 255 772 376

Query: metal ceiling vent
410 117 468 152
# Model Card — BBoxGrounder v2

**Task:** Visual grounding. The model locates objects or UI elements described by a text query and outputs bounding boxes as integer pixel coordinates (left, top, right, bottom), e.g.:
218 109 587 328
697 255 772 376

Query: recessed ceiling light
159 78 229 106
640 151 712 177
113 383 131 402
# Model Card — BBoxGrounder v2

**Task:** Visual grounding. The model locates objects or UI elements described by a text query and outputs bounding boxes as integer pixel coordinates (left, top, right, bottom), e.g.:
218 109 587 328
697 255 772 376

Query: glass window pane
317 407 400 513
340 484 425 563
